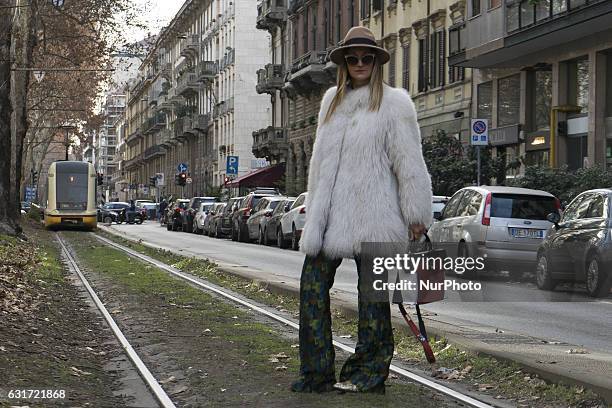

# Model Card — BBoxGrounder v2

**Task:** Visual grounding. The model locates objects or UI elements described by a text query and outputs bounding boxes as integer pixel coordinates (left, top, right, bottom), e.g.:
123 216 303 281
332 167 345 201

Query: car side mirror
433 211 443 221
547 212 561 229
284 205 291 212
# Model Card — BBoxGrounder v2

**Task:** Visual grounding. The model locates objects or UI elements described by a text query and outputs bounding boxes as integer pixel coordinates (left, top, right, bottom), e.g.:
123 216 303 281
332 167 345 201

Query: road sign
186 177 193 184
156 172 165 186
24 186 37 203
177 163 188 173
226 156 239 175
471 119 489 146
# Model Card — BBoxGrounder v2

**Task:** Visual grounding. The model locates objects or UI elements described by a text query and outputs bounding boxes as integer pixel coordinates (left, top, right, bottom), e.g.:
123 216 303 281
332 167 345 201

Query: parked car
432 196 450 223
97 202 130 223
218 197 244 238
135 199 154 209
141 203 158 220
232 192 280 242
206 203 227 237
428 186 560 279
280 192 308 250
167 199 190 231
182 197 216 233
246 196 286 243
536 188 612 297
264 197 296 247
193 202 216 234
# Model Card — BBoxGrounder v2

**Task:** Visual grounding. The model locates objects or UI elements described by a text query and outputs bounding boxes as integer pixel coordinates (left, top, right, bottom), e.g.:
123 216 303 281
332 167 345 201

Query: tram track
56 232 177 408
91 232 497 408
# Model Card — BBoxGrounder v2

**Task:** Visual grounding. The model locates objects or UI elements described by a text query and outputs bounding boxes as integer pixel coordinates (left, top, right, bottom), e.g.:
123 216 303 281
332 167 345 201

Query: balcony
288 0 304 15
173 116 197 140
123 153 144 171
144 145 166 160
213 103 221 118
193 113 211 131
198 61 218 81
218 97 234 117
176 71 199 97
148 88 160 106
159 129 173 147
256 0 287 31
289 50 334 94
143 113 166 134
125 129 142 146
256 64 284 94
180 34 200 59
252 126 288 159
219 48 235 71
161 62 172 79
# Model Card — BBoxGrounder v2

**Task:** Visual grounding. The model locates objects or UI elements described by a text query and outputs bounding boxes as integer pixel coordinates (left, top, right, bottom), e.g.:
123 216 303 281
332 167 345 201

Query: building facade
450 0 612 175
96 91 126 201
123 0 270 200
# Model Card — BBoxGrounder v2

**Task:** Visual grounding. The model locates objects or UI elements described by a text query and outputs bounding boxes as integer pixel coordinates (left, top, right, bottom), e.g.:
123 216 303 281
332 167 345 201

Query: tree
422 130 504 196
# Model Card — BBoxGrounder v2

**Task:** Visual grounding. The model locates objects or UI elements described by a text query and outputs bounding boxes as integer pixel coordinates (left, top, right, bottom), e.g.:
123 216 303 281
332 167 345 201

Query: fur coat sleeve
384 88 433 228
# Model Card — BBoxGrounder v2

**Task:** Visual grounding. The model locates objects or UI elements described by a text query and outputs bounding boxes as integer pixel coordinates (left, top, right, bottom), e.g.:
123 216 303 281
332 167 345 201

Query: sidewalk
100 225 612 404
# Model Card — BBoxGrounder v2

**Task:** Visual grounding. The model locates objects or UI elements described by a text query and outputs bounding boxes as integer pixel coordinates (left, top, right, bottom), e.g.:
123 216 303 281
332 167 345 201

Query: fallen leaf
478 384 495 391
290 344 299 348
566 348 589 354
160 376 176 384
275 365 288 371
71 367 92 376
272 352 290 360
221 388 227 392
170 385 188 395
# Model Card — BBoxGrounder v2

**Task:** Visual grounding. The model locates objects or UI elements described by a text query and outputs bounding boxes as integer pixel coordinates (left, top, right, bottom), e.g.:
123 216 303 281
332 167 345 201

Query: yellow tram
44 161 97 230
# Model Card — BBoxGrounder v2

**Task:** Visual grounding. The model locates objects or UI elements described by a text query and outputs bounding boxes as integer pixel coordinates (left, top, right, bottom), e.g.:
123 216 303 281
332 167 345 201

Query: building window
311 6 317 50
429 30 445 89
373 0 382 12
497 74 520 126
360 0 371 19
448 23 465 56
388 50 396 87
336 1 342 43
418 38 428 92
293 27 298 59
477 81 493 121
402 45 410 91
324 3 329 47
567 57 589 113
302 8 309 52
349 0 355 26
533 67 552 130
472 0 481 16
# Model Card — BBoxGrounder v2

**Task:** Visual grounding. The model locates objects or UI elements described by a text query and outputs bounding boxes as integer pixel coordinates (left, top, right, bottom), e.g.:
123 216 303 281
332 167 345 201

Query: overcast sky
124 0 184 42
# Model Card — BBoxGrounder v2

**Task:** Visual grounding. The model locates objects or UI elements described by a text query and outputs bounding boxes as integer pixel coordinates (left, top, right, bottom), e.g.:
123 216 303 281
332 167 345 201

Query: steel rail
93 232 495 408
56 233 177 408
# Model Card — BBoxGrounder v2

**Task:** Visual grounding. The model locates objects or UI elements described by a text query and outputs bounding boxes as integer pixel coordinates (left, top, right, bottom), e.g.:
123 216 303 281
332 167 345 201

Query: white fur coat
299 83 433 259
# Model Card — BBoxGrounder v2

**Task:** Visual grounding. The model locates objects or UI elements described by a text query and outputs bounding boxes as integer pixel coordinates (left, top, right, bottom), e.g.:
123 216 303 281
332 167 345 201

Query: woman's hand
409 223 426 241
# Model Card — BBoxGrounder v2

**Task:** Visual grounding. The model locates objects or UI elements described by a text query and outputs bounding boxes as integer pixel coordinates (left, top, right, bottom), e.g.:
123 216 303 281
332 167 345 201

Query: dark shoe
290 377 336 393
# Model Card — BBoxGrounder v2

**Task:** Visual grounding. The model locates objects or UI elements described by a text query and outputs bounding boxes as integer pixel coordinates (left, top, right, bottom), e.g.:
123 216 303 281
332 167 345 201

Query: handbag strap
415 304 428 341
398 303 436 363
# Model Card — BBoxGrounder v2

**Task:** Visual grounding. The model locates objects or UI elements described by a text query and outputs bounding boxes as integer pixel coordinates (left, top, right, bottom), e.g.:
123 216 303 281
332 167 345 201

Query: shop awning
227 163 285 188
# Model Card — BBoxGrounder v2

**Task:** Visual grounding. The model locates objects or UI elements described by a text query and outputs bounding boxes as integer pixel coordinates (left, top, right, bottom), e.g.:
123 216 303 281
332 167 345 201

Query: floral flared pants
294 252 394 391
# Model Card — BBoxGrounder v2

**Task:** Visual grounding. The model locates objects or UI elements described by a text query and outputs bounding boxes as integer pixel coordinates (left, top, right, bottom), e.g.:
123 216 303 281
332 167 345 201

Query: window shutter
439 30 446 87
429 32 435 88
388 50 396 87
402 45 410 91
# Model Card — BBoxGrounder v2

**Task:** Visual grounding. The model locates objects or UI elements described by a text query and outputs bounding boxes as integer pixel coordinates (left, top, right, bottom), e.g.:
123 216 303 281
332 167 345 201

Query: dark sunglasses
344 54 376 66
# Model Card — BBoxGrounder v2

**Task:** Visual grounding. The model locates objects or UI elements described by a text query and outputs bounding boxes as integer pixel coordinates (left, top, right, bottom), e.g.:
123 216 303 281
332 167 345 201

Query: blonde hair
323 55 384 123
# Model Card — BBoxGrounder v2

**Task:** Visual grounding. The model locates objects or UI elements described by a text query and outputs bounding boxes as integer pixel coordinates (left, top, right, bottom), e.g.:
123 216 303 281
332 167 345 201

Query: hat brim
329 44 390 66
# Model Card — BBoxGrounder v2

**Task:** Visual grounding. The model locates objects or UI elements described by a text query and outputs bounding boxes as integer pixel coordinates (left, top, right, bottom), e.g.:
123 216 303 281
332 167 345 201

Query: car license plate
509 228 544 239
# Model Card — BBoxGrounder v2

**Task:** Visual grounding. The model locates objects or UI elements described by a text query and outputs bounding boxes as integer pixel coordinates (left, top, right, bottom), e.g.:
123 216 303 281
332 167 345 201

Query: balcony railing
123 152 144 170
198 61 218 81
219 48 235 71
159 129 173 147
125 129 142 146
252 126 288 158
289 50 335 91
256 0 287 31
256 64 285 94
505 0 606 34
143 113 166 134
180 34 200 59
144 145 165 160
176 72 199 96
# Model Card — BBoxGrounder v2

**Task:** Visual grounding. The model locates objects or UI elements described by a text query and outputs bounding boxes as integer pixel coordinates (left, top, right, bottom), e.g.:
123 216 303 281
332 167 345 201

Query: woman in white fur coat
291 26 433 394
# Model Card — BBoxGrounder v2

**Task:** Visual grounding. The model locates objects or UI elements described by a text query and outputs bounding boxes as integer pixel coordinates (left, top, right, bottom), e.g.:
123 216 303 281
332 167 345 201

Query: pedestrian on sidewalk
291 26 433 394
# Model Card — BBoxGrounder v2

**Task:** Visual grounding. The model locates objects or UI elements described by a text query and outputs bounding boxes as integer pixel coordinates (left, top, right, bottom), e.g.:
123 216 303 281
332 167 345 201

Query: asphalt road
106 221 612 354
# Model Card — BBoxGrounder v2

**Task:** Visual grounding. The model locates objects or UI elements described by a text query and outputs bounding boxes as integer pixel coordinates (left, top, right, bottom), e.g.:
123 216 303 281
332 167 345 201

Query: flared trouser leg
338 256 394 391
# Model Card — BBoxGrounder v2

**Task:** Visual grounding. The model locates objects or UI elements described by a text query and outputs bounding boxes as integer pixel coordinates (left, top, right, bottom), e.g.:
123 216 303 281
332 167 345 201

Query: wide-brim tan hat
329 26 390 66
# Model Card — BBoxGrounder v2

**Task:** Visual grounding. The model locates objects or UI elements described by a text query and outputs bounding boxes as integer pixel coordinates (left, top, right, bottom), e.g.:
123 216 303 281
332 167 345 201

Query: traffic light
97 173 104 186
224 176 230 186
175 173 187 186
149 176 157 187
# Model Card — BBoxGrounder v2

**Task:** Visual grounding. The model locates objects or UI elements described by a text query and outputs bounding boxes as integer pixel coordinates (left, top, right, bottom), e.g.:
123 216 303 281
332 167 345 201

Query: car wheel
586 254 610 298
454 243 475 279
103 216 113 224
291 225 299 251
136 218 143 225
167 222 172 231
536 253 557 291
239 224 248 242
277 228 288 249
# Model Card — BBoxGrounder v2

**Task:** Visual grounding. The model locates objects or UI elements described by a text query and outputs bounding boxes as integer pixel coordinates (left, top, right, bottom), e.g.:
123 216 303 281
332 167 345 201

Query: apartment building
96 92 126 201
123 0 270 199
363 0 472 140
450 0 612 174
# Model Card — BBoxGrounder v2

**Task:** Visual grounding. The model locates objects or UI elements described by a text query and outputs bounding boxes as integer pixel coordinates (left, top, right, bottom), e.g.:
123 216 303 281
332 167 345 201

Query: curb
99 226 612 404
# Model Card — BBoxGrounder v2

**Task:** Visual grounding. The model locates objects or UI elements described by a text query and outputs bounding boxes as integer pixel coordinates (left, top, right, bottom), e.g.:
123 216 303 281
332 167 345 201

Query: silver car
428 186 560 279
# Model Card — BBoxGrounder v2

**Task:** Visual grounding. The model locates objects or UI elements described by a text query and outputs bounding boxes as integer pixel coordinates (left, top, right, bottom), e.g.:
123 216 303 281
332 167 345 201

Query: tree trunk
11 0 38 234
0 1 18 236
